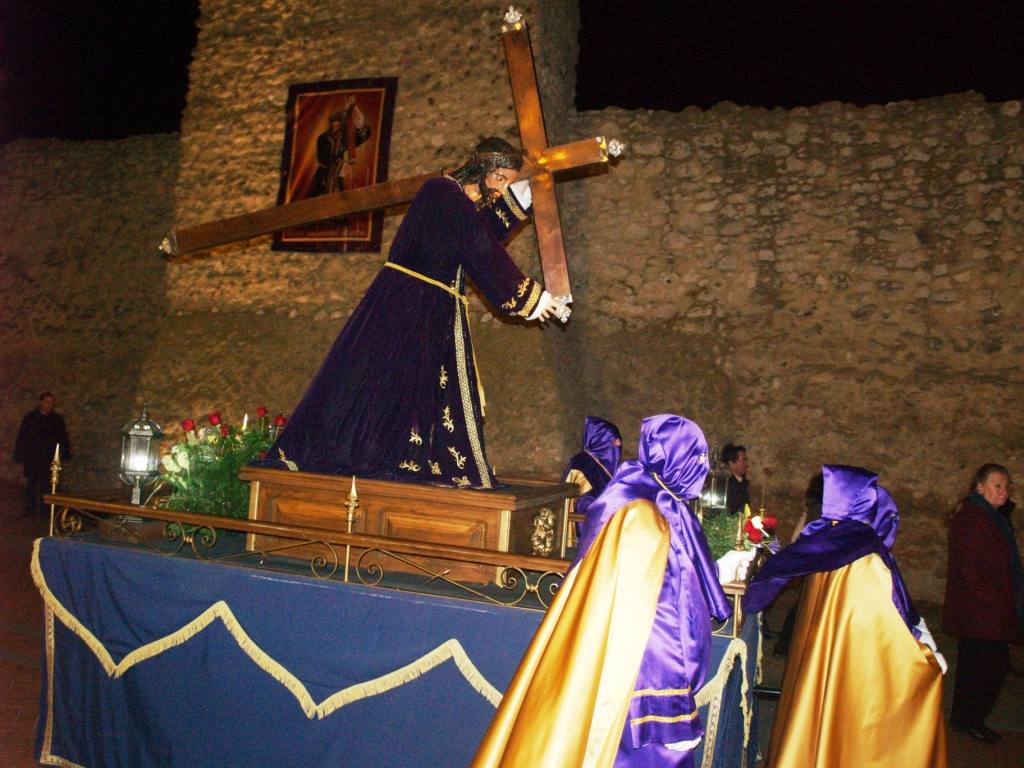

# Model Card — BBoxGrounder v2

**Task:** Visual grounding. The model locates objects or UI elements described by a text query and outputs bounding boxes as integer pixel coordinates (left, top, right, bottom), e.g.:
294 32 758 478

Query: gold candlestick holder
733 505 750 551
343 476 359 582
48 446 62 537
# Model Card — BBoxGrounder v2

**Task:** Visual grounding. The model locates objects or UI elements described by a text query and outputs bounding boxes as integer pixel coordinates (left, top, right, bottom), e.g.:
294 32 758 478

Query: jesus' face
483 168 520 200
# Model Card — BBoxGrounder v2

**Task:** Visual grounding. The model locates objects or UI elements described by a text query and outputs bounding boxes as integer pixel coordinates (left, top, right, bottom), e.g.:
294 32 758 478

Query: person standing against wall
942 466 1024 741
14 392 72 517
943 463 1023 743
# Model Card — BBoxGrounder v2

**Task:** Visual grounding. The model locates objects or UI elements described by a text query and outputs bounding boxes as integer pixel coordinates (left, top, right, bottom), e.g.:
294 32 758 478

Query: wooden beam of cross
160 6 623 304
500 7 615 299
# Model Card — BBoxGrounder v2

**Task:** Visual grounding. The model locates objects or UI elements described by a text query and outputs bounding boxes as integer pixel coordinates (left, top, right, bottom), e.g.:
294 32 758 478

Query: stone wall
0 136 178 489
1 0 1021 601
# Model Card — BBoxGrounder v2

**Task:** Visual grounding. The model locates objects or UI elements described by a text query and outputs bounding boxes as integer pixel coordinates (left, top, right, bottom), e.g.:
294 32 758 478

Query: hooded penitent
743 465 946 768
473 415 731 768
562 416 623 520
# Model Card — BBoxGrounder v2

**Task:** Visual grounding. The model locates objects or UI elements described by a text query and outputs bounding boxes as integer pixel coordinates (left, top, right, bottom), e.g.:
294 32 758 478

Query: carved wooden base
239 467 578 583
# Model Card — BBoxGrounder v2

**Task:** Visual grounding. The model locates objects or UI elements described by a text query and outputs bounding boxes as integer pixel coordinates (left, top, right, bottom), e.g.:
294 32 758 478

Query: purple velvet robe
744 465 920 634
260 177 542 489
562 416 622 518
575 415 732 767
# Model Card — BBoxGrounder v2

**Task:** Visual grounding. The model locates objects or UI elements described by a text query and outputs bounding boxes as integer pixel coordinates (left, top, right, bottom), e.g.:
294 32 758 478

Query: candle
349 475 357 499
54 443 60 462
242 413 248 431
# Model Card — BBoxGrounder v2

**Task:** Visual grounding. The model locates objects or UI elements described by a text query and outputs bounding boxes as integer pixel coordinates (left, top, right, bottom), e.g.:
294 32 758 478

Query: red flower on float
256 405 268 417
744 515 779 544
207 411 222 426
180 418 196 433
274 413 287 427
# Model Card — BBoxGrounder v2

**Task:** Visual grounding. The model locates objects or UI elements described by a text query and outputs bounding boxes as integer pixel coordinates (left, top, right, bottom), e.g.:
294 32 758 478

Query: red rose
257 451 267 460
274 413 287 427
180 418 196 432
207 411 221 426
219 424 230 437
762 516 778 530
744 519 764 543
256 405 268 417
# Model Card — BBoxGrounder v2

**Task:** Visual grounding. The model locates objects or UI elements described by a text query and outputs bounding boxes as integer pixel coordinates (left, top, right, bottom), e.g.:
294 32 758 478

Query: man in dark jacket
14 392 71 517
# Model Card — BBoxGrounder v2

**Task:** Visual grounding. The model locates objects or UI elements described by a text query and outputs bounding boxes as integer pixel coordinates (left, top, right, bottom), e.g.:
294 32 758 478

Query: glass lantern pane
126 435 151 472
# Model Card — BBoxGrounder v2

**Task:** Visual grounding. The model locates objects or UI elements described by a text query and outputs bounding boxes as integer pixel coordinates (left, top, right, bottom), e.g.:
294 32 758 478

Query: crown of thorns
472 150 521 167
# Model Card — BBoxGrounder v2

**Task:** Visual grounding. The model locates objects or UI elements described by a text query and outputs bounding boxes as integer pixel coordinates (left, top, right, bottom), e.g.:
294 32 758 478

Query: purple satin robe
575 415 732 767
744 465 920 635
562 416 622 517
258 177 542 489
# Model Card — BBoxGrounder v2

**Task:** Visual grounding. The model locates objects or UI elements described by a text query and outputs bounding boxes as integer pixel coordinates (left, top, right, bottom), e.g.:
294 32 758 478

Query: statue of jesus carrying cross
164 8 623 488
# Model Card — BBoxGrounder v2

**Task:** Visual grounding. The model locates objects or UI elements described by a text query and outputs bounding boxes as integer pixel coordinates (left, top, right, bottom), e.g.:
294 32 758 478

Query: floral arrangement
701 508 780 560
744 513 778 545
158 407 287 518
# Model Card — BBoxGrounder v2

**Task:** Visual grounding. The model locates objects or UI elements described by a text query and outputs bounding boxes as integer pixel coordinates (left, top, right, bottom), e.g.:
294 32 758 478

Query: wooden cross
161 7 622 302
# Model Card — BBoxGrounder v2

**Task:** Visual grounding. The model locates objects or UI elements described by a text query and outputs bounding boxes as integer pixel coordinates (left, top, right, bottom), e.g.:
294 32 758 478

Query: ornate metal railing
44 492 570 609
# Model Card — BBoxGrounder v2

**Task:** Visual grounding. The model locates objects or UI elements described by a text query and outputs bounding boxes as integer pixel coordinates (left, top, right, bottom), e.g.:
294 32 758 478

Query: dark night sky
1 1 1022 142
577 0 1024 111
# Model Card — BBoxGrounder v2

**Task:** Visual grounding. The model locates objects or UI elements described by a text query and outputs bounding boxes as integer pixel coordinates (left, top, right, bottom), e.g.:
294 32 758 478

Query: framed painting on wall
272 77 398 253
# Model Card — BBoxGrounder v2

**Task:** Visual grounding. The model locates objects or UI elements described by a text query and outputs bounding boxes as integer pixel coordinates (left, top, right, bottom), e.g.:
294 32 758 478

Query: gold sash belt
384 262 468 306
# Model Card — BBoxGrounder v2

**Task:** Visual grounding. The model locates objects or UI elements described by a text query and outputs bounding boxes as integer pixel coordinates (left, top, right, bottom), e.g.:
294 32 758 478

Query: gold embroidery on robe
442 406 455 433
452 476 472 489
429 461 442 476
439 366 448 390
514 281 543 318
495 208 510 228
398 460 421 472
516 277 530 297
409 429 423 445
502 187 528 221
452 266 493 488
277 449 299 472
448 446 467 469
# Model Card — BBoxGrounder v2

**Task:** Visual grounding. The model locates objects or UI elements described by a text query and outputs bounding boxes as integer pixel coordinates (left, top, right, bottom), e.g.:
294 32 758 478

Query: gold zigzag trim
30 540 503 721
695 636 752 768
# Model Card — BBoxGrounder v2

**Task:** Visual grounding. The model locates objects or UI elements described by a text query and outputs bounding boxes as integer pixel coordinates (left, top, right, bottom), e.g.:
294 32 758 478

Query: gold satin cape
471 501 670 768
768 554 947 767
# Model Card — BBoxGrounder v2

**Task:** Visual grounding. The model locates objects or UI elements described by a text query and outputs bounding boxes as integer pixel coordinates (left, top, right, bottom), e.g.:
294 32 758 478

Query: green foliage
701 511 748 560
159 427 272 518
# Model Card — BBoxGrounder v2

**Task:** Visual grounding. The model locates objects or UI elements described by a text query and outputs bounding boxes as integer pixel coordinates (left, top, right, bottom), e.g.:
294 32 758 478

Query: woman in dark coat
943 463 1023 743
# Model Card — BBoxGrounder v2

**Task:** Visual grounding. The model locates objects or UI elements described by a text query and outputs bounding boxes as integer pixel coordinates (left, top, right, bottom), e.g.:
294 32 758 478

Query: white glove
914 617 947 674
666 736 702 752
527 290 556 322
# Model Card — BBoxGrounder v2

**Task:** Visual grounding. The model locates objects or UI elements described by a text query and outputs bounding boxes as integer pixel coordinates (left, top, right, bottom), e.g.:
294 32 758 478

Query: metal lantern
696 443 732 519
119 403 164 504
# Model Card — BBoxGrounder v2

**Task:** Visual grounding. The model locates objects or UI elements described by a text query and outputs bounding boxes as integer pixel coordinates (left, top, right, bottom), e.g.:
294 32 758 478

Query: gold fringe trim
39 605 87 767
30 540 503 724
694 635 753 768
